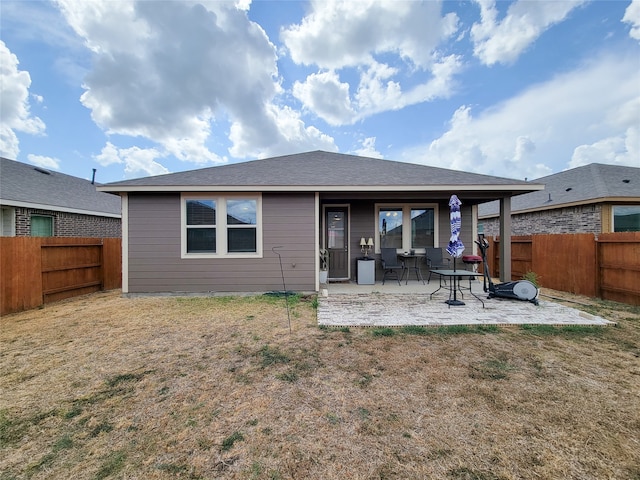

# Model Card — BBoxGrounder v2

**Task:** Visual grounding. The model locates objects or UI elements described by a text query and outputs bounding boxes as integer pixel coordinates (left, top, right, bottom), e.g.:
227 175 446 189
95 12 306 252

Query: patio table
429 269 485 308
398 253 425 284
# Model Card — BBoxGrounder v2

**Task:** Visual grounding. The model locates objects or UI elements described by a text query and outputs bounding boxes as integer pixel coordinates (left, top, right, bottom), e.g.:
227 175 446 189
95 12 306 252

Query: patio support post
499 196 512 282
121 193 129 294
315 192 320 292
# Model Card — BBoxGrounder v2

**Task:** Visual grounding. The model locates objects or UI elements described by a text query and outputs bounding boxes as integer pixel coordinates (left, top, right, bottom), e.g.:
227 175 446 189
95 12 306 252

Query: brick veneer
14 207 121 237
480 204 602 236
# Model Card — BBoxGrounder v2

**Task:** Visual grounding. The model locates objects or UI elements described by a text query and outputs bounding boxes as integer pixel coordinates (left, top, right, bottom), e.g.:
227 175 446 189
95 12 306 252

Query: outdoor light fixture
360 237 374 258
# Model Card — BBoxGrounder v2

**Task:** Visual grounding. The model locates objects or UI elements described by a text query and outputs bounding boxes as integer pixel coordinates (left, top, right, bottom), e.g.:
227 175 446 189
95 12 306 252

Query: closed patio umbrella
446 194 465 305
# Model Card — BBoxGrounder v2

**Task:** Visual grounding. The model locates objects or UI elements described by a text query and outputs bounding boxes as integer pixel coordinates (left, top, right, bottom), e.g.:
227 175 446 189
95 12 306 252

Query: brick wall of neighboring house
480 204 602 236
14 207 121 237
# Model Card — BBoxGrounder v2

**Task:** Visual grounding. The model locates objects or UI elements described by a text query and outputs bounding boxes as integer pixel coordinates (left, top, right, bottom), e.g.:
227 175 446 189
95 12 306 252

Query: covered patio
317 278 613 327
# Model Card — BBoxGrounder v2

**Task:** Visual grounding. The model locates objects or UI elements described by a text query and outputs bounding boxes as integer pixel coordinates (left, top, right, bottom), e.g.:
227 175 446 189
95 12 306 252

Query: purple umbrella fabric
446 194 465 259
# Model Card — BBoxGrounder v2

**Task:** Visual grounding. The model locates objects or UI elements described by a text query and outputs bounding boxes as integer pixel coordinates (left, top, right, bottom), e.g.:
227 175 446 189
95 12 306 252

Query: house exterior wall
11 207 121 237
127 192 316 293
479 204 602 236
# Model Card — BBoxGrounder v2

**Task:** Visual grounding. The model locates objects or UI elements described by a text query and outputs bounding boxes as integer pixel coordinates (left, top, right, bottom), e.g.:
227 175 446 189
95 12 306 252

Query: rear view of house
99 151 543 294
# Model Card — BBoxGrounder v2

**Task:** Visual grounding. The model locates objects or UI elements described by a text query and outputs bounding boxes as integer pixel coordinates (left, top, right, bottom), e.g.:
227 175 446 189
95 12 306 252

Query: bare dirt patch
1 289 639 479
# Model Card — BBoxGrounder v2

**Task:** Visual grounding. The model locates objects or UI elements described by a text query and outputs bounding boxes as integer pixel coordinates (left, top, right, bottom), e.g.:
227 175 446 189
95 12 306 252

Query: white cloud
0 127 20 160
27 154 60 170
471 0 587 65
291 56 462 126
55 0 150 56
94 142 123 167
54 0 332 164
569 96 640 168
623 0 640 41
0 41 46 159
402 53 640 180
282 0 461 125
94 142 169 178
229 104 336 159
356 54 462 118
234 0 251 12
354 62 402 116
352 137 383 159
120 146 170 177
570 125 639 168
282 0 457 70
293 71 356 126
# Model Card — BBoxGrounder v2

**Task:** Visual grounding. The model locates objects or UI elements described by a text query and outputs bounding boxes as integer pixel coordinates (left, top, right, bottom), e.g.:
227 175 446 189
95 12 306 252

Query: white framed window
376 203 438 253
181 194 262 258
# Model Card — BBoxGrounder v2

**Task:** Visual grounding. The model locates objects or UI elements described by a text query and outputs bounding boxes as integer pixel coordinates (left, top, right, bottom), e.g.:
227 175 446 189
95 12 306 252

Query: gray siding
128 193 316 293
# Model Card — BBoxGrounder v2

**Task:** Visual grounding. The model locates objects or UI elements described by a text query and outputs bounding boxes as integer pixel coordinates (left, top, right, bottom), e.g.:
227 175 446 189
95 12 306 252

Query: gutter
98 183 545 194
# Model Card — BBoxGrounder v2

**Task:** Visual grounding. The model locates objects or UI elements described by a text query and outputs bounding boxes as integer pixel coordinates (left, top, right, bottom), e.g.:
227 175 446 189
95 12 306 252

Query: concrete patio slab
318 280 613 327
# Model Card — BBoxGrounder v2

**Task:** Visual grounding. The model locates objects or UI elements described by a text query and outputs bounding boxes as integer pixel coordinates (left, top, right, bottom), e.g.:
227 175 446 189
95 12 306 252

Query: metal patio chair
381 247 405 285
425 247 451 283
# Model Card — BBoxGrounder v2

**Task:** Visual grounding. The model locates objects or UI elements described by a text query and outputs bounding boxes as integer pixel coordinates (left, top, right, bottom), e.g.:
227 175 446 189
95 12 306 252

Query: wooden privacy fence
485 232 640 305
1 237 121 316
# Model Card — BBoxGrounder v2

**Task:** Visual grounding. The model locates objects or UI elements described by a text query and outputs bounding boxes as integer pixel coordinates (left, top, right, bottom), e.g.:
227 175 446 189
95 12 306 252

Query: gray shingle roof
0 157 121 217
99 150 538 191
478 163 640 217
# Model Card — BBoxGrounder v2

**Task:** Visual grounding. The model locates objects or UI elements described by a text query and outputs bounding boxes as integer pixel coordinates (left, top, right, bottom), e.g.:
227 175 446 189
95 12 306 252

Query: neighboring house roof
0 157 121 217
99 151 543 199
478 163 640 218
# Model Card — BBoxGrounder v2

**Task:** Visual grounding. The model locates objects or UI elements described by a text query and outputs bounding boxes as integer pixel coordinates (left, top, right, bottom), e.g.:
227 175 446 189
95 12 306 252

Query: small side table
399 253 424 284
357 257 375 285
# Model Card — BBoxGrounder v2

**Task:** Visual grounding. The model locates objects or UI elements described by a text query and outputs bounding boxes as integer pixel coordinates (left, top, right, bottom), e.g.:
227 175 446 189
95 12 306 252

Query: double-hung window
183 194 261 257
377 204 437 252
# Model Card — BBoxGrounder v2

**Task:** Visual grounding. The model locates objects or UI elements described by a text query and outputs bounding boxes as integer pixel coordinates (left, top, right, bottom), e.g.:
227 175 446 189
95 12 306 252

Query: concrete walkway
317 280 613 327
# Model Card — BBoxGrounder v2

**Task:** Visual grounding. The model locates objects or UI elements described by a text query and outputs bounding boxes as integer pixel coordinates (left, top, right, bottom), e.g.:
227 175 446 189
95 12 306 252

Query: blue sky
1 0 639 184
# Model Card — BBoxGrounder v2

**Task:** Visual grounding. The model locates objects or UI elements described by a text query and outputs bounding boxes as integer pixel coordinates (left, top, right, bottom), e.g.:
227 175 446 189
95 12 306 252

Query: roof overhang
0 199 122 218
478 196 640 219
98 184 544 194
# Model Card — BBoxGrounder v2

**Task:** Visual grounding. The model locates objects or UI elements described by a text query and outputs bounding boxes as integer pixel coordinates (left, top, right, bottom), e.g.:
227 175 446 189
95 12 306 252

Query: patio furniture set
380 247 485 307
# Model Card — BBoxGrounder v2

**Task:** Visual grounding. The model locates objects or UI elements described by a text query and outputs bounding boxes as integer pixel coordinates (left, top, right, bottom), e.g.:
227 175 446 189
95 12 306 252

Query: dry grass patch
1 289 639 479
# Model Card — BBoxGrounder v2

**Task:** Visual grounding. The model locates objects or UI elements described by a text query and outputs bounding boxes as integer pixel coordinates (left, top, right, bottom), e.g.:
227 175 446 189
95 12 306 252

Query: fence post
594 234 602 299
